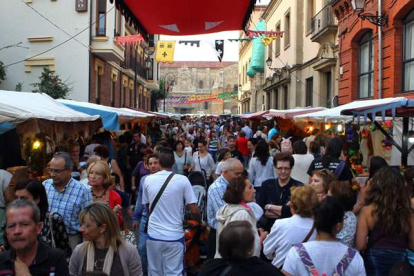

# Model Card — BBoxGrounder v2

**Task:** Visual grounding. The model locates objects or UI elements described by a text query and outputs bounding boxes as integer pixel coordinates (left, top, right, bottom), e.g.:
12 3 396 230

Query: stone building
160 62 239 115
261 0 339 109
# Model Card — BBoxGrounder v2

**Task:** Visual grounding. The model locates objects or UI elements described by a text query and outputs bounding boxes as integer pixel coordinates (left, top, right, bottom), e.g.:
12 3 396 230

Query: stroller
187 171 208 222
184 171 209 275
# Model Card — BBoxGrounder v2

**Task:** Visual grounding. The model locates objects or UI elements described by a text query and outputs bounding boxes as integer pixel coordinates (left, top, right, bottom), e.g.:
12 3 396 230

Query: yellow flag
156 41 176 63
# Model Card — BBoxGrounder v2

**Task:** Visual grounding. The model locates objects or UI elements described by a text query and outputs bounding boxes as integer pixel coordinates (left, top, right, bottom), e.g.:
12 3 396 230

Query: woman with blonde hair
263 185 318 269
88 161 123 226
69 203 142 276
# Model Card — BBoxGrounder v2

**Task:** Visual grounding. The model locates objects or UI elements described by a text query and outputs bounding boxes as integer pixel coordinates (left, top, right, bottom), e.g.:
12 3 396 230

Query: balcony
310 4 338 43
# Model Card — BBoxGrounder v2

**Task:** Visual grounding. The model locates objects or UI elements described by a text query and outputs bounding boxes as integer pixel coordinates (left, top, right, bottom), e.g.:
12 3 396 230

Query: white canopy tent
0 91 100 133
268 107 327 119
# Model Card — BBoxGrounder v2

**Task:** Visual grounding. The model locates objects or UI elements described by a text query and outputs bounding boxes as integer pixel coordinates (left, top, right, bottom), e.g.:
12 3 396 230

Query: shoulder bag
144 173 175 233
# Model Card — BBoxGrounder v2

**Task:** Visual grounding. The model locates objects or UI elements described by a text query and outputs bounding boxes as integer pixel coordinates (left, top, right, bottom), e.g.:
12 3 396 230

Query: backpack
281 137 293 153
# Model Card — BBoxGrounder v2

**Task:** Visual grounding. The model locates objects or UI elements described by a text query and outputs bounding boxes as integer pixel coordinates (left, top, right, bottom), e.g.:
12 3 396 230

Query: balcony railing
311 4 338 40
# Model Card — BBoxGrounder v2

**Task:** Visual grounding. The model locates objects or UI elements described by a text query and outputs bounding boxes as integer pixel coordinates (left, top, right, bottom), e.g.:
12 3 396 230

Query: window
96 73 101 104
283 85 288 109
358 31 374 98
268 35 273 59
307 0 315 33
275 22 281 56
130 88 133 107
326 72 332 107
403 10 414 92
96 0 107 36
147 58 154 80
306 77 313 106
204 101 208 110
122 86 126 107
115 9 122 36
199 80 204 89
111 81 116 107
275 89 279 109
234 84 238 91
284 11 291 48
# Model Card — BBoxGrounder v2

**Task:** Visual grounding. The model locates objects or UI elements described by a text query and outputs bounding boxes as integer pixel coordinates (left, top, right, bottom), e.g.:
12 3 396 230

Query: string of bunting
245 30 284 38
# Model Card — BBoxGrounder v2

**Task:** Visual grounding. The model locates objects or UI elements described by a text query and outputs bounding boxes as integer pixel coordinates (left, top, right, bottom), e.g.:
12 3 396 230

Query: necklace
92 188 107 200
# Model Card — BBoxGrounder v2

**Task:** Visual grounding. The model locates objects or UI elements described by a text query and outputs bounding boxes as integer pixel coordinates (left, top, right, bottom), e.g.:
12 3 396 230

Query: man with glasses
43 152 92 250
257 152 303 231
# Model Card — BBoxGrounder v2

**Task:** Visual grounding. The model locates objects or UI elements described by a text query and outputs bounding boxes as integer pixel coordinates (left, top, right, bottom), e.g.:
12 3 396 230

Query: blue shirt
207 175 228 229
43 178 92 234
133 175 149 222
242 126 253 139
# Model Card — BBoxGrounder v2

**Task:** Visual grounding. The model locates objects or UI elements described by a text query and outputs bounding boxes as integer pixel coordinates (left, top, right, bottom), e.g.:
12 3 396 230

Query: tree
0 61 6 85
15 82 22 91
32 67 72 99
150 79 166 111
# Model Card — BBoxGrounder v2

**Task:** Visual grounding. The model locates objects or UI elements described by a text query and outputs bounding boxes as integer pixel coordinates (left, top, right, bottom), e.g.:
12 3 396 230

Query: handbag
183 152 189 176
49 213 56 248
144 172 175 233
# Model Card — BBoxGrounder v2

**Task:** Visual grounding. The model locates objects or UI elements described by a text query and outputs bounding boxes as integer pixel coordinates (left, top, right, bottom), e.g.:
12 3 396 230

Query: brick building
333 0 414 105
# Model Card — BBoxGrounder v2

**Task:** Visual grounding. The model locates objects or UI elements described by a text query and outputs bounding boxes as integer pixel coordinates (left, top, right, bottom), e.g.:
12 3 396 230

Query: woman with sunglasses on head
14 179 72 258
309 169 337 201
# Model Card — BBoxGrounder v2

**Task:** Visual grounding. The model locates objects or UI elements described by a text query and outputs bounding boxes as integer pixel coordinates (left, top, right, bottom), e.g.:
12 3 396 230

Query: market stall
0 91 101 174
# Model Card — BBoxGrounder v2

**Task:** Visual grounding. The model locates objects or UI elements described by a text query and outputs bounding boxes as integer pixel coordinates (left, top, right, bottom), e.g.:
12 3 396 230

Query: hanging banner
228 38 252 42
178 40 200 47
115 34 144 46
245 30 284 38
215 40 224 62
155 41 176 63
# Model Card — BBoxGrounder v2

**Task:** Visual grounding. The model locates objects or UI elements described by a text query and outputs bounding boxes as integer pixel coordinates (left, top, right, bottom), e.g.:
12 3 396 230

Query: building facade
333 0 414 104
261 0 339 109
160 62 238 115
238 4 268 114
0 0 158 110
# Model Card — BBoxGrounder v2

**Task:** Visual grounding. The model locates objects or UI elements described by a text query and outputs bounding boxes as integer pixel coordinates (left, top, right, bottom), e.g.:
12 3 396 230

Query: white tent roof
0 91 100 123
57 99 148 120
294 97 407 122
268 107 327 119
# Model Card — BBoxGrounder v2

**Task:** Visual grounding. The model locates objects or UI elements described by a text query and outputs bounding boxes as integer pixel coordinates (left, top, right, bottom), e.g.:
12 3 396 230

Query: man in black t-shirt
227 136 244 163
257 153 303 231
0 200 69 275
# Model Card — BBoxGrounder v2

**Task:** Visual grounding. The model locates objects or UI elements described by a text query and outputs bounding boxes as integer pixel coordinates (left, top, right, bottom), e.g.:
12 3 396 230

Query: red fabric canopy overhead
110 0 257 36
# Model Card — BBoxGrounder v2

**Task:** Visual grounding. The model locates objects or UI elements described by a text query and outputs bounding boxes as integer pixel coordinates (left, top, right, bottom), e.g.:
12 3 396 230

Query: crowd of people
0 117 413 276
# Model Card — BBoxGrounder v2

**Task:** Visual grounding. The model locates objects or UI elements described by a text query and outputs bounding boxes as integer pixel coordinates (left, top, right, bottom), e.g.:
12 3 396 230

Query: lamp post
351 0 388 99
163 72 176 113
266 57 283 76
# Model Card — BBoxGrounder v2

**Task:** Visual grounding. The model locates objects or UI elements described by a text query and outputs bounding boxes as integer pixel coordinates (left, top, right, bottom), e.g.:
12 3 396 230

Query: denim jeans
209 150 218 162
365 248 406 276
138 215 149 275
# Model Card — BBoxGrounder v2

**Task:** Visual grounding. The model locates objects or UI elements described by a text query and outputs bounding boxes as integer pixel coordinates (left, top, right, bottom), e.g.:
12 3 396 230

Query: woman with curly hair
356 166 414 275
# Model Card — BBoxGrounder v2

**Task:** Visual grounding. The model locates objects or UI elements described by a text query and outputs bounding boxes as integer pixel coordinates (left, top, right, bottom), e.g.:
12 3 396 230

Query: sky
160 0 271 62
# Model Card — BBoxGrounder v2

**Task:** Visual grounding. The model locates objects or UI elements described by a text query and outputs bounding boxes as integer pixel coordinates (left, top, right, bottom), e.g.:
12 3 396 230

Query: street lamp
266 57 282 76
351 0 388 26
163 72 176 113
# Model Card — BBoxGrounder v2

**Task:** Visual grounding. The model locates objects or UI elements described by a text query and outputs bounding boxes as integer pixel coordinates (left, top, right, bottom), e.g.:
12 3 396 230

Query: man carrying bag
143 147 201 276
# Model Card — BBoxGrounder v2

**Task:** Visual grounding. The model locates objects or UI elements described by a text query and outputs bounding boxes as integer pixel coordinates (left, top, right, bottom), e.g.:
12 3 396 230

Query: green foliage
32 67 72 99
0 61 6 85
151 78 166 101
15 82 22 91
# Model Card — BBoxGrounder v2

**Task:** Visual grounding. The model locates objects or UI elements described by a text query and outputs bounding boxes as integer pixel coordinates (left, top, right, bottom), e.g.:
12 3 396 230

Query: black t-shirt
257 177 303 231
0 242 68 276
199 257 283 276
230 149 244 163
307 157 353 181
127 142 146 168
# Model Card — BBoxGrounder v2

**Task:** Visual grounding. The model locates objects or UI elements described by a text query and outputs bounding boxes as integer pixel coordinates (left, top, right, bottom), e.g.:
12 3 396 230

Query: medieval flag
215 40 224 62
155 41 176 63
